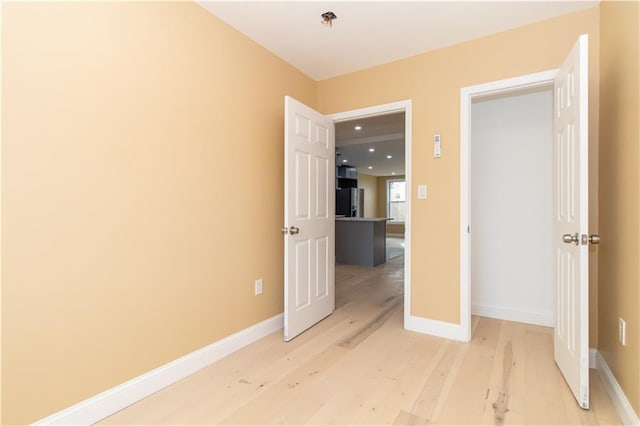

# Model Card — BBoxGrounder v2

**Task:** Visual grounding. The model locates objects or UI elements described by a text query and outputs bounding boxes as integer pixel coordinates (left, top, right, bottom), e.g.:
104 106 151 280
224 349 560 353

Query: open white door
553 34 590 409
283 96 335 341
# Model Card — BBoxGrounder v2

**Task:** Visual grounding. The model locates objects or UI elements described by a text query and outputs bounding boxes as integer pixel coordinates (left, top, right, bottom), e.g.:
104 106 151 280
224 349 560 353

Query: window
387 179 406 224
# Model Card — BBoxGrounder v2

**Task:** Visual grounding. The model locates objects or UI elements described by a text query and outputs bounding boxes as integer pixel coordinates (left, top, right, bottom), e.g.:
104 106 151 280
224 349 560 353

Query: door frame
460 70 557 341
329 100 412 328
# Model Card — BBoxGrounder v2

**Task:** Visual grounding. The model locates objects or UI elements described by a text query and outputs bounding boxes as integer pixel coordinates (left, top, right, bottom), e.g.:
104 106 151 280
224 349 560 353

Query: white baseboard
595 350 640 426
405 315 468 342
33 313 284 425
589 348 597 369
471 303 554 327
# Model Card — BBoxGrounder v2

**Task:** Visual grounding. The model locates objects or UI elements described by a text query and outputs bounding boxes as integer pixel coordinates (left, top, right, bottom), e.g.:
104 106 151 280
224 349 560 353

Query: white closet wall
471 88 553 326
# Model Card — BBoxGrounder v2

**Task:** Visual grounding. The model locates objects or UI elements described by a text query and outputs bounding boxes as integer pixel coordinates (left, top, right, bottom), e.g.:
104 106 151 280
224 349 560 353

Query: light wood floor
100 256 621 425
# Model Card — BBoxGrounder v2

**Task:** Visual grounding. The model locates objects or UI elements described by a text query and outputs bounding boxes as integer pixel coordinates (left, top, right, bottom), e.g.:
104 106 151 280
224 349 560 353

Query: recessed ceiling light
392 172 396 175
386 155 392 159
368 148 375 152
342 159 348 163
368 166 373 170
354 125 362 131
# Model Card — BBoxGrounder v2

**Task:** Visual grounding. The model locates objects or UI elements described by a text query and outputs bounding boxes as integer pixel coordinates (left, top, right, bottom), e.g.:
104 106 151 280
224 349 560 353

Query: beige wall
4 2 637 424
318 7 600 325
598 0 640 415
1 2 316 424
376 175 406 235
357 172 377 218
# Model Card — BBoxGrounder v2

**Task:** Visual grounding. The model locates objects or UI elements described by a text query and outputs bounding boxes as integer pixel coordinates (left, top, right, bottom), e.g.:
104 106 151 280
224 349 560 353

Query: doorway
470 86 554 327
459 70 558 341
282 97 411 341
330 100 412 327
460 36 591 409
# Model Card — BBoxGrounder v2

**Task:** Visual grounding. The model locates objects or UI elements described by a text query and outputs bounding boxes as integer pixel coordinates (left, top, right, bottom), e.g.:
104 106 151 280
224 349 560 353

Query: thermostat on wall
434 134 442 158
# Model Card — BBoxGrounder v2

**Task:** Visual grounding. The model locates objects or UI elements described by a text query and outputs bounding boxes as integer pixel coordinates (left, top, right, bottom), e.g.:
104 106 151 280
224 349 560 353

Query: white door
553 34 590 409
284 96 335 341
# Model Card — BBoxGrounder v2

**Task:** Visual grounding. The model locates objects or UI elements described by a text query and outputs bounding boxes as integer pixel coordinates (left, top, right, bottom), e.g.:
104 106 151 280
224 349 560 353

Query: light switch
418 184 427 200
434 134 442 158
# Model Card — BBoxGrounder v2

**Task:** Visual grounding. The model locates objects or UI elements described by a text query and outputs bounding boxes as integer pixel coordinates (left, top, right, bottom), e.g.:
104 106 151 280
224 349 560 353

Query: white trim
330 100 411 122
328 100 412 334
460 69 558 342
595 350 640 426
404 315 468 342
472 304 553 327
33 313 284 425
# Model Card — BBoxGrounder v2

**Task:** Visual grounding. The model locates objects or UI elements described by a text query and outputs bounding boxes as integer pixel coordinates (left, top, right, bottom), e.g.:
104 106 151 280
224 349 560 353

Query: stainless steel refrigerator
336 188 364 218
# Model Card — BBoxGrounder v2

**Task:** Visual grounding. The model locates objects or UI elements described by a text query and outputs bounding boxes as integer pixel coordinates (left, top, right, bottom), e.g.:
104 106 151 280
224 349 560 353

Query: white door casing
284 96 335 341
460 69 558 344
553 34 590 409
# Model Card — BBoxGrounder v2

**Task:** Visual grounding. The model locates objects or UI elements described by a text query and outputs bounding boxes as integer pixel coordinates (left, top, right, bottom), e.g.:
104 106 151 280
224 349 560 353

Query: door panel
295 152 310 218
284 96 335 341
294 240 310 310
553 34 589 409
316 237 329 298
315 157 329 217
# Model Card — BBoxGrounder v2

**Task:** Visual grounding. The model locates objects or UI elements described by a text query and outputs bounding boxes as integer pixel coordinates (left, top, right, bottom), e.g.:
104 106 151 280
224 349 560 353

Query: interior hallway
100 255 620 425
385 235 405 262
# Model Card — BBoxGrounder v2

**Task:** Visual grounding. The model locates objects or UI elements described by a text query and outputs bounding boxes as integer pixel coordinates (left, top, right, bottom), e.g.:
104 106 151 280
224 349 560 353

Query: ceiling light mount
321 11 337 28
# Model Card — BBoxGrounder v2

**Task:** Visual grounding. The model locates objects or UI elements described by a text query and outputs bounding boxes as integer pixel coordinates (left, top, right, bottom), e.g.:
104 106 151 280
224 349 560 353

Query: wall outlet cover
618 317 626 346
417 184 427 200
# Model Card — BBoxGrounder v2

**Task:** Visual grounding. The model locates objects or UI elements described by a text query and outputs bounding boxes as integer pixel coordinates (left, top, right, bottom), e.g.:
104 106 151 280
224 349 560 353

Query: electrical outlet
255 279 263 296
619 317 626 346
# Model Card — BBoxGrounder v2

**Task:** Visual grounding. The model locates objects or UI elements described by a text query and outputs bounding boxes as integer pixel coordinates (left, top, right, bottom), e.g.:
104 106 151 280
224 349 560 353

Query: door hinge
467 225 470 234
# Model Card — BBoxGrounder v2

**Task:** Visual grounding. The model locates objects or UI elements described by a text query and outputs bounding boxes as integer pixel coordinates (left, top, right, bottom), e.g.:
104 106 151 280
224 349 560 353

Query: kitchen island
335 217 389 267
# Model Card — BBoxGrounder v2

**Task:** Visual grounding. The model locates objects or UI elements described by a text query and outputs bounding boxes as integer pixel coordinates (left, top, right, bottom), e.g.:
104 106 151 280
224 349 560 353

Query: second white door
553 34 590 409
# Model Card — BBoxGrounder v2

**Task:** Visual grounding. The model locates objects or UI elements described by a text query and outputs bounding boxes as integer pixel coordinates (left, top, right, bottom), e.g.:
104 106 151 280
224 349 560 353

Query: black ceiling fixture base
321 11 337 27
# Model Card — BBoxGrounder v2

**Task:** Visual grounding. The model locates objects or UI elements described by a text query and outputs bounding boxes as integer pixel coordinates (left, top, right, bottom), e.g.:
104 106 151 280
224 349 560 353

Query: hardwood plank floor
100 256 621 425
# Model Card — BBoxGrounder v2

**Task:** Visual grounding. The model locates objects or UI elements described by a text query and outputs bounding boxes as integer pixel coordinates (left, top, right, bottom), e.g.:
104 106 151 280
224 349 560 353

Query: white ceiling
336 112 405 177
197 1 598 81
198 1 596 176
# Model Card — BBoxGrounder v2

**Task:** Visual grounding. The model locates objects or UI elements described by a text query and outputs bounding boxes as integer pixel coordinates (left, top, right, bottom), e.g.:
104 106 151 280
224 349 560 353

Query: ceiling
198 1 596 176
336 113 405 177
197 1 598 81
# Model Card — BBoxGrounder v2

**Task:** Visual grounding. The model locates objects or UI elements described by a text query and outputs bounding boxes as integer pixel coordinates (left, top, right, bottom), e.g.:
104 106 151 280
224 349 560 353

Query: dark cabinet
336 166 357 189
337 166 357 179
